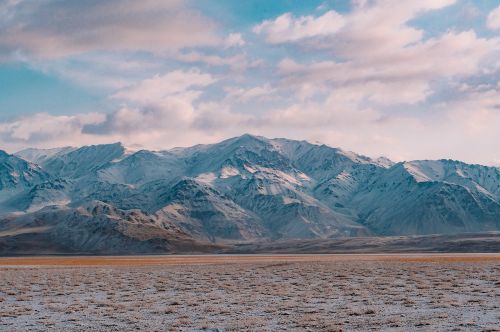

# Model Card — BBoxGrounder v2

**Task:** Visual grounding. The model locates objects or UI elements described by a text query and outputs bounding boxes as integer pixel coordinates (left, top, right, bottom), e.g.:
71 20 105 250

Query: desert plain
0 254 499 331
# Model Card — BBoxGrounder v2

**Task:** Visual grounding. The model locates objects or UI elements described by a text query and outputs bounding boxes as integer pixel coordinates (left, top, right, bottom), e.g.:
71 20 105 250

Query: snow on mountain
374 156 395 168
97 150 184 186
0 150 49 191
0 150 52 214
162 135 370 239
182 134 299 178
1 135 499 248
155 178 265 242
312 164 383 217
42 143 126 179
15 147 76 165
14 179 72 213
403 160 500 199
352 162 500 235
0 201 207 255
220 172 369 239
271 138 384 181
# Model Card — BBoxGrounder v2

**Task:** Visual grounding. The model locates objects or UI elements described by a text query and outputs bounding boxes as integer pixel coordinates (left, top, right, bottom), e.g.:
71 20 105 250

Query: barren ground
1 254 499 331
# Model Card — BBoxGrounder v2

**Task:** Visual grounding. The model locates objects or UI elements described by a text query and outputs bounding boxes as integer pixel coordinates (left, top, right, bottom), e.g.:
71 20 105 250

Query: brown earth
0 253 498 266
1 255 498 331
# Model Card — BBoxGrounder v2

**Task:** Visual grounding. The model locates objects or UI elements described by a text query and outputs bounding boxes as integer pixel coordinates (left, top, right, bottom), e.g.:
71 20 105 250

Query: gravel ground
1 256 499 331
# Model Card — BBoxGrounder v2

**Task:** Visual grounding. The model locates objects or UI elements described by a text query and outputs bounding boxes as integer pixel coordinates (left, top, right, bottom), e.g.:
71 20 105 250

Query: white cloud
253 11 345 43
28 53 165 90
81 69 220 146
0 0 220 59
79 69 219 143
112 69 216 104
224 33 246 48
1 0 499 166
253 2 456 46
1 83 500 165
274 9 499 106
487 5 500 30
0 99 220 152
0 112 107 149
175 52 252 72
224 84 276 103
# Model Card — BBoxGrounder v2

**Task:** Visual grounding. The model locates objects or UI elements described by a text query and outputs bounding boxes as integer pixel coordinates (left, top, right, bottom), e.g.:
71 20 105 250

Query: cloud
1 0 499 166
278 30 498 105
0 112 106 148
253 1 456 46
265 0 498 107
86 69 217 137
175 52 252 72
84 101 197 136
112 69 216 104
224 33 246 48
253 11 345 44
0 0 220 59
1 82 500 165
28 53 166 90
487 5 500 30
224 84 276 103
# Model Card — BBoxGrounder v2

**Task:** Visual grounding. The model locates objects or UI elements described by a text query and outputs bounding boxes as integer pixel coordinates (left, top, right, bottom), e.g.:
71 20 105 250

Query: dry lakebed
0 254 499 331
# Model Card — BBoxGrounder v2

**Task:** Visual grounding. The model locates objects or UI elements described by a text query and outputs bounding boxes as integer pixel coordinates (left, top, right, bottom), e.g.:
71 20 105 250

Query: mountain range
1 134 499 254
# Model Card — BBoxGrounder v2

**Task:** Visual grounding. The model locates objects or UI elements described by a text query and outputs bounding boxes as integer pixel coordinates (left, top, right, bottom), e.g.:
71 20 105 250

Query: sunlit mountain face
0 135 497 254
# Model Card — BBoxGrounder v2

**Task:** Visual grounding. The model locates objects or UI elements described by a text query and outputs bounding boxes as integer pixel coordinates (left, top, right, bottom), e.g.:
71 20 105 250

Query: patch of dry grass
0 255 498 331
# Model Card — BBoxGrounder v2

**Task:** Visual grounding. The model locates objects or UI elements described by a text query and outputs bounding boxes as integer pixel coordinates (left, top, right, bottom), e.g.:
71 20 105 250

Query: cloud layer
0 0 499 165
0 0 219 59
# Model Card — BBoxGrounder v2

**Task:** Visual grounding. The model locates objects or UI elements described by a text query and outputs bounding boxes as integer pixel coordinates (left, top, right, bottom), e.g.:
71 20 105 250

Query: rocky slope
0 201 212 255
0 134 498 253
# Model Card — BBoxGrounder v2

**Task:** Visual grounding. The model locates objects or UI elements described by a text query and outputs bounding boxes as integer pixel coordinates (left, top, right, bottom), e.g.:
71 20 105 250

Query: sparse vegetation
0 255 498 331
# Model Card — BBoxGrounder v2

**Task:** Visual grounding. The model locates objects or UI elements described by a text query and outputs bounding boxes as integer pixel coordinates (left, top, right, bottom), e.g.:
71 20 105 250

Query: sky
0 0 500 165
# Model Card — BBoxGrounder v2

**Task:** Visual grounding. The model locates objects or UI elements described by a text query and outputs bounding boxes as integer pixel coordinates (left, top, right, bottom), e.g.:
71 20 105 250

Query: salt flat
1 254 499 331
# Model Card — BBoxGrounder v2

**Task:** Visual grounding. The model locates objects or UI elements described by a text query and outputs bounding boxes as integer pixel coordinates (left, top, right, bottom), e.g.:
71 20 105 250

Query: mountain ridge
1 134 498 253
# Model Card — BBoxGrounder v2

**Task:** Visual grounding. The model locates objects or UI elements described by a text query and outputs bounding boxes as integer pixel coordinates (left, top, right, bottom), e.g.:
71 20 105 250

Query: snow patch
220 166 240 179
404 161 446 182
244 164 257 173
27 199 71 213
283 196 300 205
297 172 312 182
196 172 217 184
403 163 432 182
336 170 352 182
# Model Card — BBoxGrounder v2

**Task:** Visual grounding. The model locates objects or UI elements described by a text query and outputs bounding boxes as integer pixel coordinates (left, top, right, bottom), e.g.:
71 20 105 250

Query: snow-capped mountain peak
2 135 499 243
